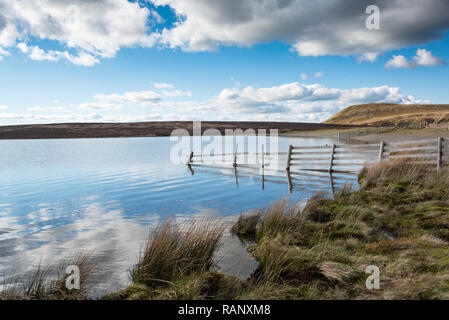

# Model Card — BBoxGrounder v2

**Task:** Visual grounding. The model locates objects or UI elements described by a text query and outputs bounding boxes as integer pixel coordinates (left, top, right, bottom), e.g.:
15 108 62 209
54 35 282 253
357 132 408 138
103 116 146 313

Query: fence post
378 141 385 163
437 137 442 171
233 144 238 168
187 151 194 164
328 144 336 173
286 145 293 172
261 144 265 169
287 171 292 193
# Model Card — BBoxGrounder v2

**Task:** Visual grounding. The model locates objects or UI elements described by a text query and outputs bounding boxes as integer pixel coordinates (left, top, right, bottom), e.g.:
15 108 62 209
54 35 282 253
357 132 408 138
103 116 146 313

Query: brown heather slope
0 121 359 139
324 103 449 126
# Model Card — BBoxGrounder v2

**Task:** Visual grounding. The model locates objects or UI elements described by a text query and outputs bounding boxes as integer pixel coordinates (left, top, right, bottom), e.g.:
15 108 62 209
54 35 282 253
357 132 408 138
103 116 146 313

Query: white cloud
0 47 10 60
1 0 158 65
357 52 380 63
16 42 29 53
62 51 100 67
153 0 449 58
300 73 307 81
0 81 430 125
314 72 324 78
27 106 68 112
0 105 7 110
29 46 60 62
385 49 445 69
78 103 122 111
16 43 99 66
95 90 162 105
413 49 445 67
153 83 175 90
162 90 192 97
385 55 410 69
212 82 428 120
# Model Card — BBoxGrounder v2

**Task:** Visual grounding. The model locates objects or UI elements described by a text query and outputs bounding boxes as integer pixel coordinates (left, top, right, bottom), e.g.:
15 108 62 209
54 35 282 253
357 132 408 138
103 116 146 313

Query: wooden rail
187 137 448 174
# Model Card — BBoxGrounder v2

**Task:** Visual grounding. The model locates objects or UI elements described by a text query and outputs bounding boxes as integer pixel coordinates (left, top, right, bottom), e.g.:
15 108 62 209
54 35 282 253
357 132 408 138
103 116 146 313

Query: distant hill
324 103 449 127
0 121 358 139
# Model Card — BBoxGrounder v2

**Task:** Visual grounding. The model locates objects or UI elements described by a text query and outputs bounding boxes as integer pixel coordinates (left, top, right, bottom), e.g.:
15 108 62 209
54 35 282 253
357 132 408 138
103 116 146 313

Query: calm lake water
0 136 357 297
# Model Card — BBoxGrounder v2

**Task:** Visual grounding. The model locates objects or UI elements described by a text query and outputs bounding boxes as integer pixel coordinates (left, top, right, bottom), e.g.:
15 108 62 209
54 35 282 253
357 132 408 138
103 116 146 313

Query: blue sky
0 0 448 125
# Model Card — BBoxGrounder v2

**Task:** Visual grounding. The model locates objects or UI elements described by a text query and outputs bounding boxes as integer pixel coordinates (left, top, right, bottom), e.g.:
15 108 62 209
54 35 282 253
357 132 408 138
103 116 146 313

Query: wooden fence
337 127 394 140
187 137 448 174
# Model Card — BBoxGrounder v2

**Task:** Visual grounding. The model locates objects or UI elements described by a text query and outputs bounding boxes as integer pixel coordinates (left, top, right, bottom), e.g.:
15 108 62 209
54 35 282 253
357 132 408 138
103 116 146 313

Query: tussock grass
130 219 226 288
231 213 261 241
0 252 95 300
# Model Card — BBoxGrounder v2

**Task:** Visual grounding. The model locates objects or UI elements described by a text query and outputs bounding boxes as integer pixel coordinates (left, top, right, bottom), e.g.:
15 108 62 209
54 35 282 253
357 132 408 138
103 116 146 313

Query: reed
130 218 226 287
0 251 95 300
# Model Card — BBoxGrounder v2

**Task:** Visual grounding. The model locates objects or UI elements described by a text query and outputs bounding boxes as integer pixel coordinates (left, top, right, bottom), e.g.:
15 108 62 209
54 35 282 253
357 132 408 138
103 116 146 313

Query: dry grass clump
358 159 430 191
0 252 95 300
256 199 302 239
130 219 226 288
231 213 261 241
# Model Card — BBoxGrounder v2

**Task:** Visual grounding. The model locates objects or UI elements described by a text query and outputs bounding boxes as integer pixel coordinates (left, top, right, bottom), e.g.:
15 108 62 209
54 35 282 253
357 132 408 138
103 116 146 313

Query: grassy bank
106 160 449 300
4 161 449 300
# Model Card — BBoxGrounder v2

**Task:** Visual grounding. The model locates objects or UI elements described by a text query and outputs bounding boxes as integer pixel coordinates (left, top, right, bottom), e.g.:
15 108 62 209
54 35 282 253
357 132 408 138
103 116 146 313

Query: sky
0 0 448 125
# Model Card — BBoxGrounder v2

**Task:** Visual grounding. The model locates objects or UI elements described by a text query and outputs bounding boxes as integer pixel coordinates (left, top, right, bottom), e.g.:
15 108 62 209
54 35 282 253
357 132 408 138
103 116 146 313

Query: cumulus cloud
1 0 448 65
153 83 175 90
0 82 430 124
27 106 68 112
162 90 192 97
0 0 158 65
0 105 7 110
213 82 428 120
16 42 100 66
153 0 449 58
357 52 380 63
300 73 307 81
95 90 162 105
385 49 445 69
0 47 10 60
78 103 122 111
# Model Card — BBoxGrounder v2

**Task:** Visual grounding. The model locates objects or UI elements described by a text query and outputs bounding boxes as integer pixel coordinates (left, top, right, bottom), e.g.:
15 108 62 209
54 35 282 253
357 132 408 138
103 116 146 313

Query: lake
0 136 357 297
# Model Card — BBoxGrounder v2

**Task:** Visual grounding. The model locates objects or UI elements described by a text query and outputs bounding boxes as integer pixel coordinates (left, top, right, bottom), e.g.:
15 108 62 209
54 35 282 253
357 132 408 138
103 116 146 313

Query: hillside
324 103 449 127
0 121 358 139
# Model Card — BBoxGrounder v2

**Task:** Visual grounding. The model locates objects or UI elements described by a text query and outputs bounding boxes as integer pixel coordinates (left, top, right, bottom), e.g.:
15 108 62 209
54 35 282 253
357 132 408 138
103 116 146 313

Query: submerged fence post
187 151 194 164
437 137 442 171
233 144 238 168
286 145 293 172
287 170 292 193
329 172 335 199
378 141 385 163
328 144 336 173
261 144 265 169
